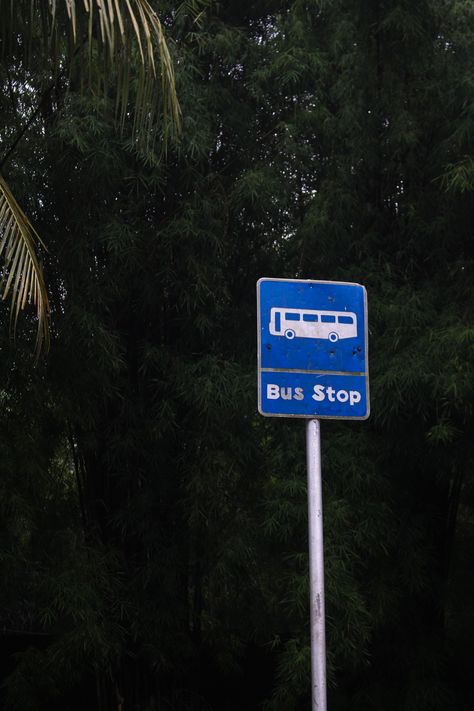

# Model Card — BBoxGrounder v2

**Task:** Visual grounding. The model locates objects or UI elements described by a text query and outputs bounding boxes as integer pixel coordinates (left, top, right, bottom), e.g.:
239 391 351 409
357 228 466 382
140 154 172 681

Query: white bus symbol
269 307 357 343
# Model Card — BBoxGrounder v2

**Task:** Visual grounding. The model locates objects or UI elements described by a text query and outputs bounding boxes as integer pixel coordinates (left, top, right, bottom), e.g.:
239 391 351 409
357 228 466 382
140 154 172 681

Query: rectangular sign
257 278 369 419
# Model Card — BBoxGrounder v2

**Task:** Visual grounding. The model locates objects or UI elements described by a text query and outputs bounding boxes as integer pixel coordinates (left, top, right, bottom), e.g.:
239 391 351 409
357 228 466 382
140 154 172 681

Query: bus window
285 313 300 321
321 314 336 323
303 314 318 322
338 315 354 324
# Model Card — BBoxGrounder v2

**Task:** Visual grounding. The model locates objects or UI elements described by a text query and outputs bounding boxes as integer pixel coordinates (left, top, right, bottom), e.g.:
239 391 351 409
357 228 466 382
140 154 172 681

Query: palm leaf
0 174 50 355
2 0 181 143
0 0 182 354
52 0 182 142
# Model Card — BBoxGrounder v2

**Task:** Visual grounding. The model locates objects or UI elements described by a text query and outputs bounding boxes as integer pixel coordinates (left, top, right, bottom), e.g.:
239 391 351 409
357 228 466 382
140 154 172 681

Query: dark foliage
1 1 474 709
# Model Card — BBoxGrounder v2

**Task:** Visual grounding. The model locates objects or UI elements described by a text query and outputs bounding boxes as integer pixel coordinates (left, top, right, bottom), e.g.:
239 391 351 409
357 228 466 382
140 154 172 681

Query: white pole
306 418 327 710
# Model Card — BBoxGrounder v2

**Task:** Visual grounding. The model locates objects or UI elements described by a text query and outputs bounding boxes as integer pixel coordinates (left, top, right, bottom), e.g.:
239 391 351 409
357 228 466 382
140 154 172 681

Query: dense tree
1 1 474 710
0 0 179 351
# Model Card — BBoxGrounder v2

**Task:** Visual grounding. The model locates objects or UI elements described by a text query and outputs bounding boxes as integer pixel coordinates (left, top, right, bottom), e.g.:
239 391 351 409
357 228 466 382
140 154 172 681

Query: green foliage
1 0 474 710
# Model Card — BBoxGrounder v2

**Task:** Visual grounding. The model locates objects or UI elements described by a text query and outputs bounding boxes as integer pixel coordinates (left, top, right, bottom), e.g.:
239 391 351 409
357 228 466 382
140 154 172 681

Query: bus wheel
285 329 296 340
328 332 339 343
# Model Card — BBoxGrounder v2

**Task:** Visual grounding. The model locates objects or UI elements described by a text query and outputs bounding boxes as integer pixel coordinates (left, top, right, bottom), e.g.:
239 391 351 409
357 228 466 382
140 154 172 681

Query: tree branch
0 81 57 170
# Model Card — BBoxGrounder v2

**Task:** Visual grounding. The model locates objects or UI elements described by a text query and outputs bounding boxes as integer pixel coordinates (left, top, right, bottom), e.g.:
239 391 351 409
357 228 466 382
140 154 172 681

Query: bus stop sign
257 278 369 419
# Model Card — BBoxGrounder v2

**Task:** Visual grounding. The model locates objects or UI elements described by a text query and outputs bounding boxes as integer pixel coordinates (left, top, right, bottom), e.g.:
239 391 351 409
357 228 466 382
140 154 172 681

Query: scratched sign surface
257 278 370 419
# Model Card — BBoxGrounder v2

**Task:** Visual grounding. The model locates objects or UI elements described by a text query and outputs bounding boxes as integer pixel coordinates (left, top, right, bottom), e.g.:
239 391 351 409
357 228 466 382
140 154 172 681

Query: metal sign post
306 418 326 710
257 278 369 710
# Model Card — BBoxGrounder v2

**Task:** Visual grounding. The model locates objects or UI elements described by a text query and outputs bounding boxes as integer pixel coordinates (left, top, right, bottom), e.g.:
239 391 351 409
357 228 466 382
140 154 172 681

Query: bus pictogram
269 307 357 343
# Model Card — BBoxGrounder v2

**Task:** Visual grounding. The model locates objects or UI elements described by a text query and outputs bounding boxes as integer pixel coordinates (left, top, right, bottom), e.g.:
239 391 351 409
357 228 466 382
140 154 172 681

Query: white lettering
267 385 306 401
312 384 362 407
266 383 361 406
312 384 325 402
267 384 280 399
349 390 361 406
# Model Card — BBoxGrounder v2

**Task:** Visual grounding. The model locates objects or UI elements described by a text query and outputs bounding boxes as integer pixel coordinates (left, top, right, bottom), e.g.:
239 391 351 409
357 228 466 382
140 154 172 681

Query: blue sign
257 278 369 419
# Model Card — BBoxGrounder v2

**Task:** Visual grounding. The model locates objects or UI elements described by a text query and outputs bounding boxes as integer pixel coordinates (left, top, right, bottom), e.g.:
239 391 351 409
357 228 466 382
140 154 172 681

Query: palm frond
1 1 181 144
0 0 181 355
0 174 50 355
52 0 182 143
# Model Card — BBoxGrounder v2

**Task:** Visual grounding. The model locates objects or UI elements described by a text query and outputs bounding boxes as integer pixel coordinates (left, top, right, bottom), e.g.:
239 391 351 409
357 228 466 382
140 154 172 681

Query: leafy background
1 0 474 709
